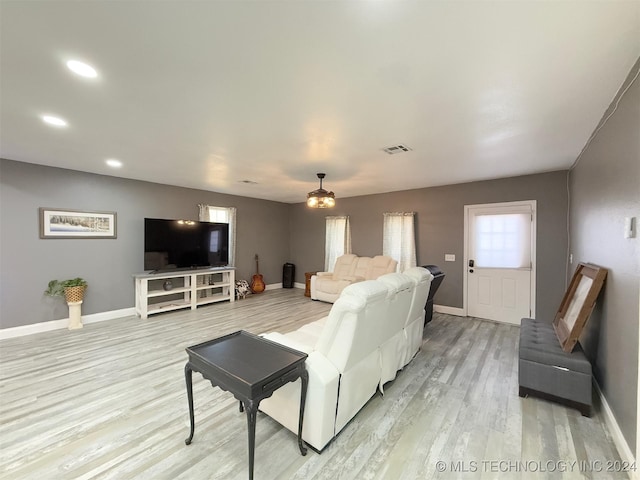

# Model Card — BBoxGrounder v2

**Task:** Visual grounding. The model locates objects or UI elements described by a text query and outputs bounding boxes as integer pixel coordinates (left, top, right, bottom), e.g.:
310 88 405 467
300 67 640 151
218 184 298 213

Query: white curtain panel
325 216 352 271
198 203 210 221
198 204 237 266
383 212 417 272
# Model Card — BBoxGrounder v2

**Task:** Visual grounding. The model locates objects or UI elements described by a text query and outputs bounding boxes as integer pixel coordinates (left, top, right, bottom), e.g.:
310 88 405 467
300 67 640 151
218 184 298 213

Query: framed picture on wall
39 208 117 239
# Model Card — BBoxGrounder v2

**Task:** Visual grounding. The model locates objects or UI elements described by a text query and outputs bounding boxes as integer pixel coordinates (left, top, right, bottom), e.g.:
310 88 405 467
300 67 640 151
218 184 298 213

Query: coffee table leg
184 363 195 445
298 369 308 456
243 400 258 480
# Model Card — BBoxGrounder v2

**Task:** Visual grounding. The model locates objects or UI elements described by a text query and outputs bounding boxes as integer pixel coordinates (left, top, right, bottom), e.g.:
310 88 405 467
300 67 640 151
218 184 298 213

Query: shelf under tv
134 267 235 319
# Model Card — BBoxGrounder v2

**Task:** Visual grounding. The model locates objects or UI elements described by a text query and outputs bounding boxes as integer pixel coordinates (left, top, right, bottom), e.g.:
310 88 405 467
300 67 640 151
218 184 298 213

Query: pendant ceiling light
307 173 336 208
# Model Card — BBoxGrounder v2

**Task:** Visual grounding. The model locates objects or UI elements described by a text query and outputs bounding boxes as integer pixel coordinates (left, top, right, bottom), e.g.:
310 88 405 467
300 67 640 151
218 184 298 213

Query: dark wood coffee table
184 330 308 480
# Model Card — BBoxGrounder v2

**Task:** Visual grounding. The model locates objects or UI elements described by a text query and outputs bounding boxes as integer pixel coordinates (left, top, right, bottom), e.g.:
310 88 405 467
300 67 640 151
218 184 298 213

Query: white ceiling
1 1 638 204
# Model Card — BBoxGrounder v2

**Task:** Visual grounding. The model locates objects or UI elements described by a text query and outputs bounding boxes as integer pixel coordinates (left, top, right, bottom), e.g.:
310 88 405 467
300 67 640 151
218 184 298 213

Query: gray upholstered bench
518 317 592 416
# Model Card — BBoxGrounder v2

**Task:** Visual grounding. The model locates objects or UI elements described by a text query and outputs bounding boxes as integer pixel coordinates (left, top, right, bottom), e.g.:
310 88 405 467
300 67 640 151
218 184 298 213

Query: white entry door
465 201 536 325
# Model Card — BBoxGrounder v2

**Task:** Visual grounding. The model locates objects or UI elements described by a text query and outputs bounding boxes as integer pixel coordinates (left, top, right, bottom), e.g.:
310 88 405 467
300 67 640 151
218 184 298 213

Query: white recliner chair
310 254 360 303
402 267 435 366
376 272 415 389
260 280 388 450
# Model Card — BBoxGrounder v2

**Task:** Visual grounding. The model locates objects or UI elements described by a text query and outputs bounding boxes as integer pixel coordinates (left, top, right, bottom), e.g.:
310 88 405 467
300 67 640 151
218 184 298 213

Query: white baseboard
264 283 305 290
434 304 465 316
83 307 136 325
593 380 636 471
0 307 135 340
2 284 309 338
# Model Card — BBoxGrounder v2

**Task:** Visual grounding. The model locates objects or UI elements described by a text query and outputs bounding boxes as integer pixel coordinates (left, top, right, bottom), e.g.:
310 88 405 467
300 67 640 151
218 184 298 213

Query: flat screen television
144 218 229 271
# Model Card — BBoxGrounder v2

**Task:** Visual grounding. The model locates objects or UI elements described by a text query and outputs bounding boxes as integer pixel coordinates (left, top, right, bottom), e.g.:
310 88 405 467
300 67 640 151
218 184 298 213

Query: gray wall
0 159 291 329
1 159 569 329
569 58 640 452
289 170 569 322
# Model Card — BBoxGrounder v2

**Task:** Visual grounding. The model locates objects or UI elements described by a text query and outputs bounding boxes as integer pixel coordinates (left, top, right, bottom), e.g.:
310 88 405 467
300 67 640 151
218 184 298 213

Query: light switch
445 254 455 262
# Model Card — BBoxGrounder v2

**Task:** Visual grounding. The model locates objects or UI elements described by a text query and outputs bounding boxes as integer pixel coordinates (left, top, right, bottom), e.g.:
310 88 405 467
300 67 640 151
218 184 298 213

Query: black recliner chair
422 265 445 324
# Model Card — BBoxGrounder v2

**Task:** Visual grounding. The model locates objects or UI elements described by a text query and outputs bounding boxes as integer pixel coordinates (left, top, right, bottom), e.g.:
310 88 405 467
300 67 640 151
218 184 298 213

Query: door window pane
473 213 530 268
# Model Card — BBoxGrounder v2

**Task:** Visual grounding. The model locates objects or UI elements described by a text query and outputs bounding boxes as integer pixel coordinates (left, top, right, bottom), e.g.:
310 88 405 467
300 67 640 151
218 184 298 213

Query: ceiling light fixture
66 60 98 78
41 115 68 127
307 173 335 208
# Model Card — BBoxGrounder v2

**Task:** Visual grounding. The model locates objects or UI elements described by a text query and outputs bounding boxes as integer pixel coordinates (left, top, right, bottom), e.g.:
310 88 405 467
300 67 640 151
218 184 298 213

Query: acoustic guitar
250 254 265 294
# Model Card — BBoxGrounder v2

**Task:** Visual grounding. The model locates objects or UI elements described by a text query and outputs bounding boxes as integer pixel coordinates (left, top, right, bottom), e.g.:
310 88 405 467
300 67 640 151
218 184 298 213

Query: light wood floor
0 289 628 479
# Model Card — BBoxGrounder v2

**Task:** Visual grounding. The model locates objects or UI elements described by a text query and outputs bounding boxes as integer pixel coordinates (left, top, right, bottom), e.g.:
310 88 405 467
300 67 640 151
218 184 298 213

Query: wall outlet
569 253 573 264
445 254 455 262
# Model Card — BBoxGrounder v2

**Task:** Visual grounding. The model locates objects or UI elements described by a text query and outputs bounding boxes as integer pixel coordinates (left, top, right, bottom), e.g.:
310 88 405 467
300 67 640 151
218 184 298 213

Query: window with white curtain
472 213 531 268
325 216 351 271
383 212 416 272
198 204 237 266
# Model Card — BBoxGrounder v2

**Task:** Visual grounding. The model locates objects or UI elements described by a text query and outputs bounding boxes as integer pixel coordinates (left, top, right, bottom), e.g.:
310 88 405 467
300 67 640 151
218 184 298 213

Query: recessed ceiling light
106 159 122 168
66 60 98 78
41 115 68 127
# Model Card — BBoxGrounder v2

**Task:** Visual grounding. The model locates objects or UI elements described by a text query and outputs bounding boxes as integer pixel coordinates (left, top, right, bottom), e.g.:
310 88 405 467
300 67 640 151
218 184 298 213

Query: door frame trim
463 200 537 320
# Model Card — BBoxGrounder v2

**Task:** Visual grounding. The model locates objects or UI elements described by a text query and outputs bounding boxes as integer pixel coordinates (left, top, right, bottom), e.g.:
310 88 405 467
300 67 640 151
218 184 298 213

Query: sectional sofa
260 267 434 451
310 254 398 303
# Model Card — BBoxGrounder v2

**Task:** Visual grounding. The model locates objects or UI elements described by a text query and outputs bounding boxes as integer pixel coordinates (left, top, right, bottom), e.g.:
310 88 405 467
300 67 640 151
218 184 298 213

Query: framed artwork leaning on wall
553 262 608 353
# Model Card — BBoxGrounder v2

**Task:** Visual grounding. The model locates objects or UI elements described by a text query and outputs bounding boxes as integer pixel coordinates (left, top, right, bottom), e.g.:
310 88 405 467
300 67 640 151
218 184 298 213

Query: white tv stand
134 267 235 319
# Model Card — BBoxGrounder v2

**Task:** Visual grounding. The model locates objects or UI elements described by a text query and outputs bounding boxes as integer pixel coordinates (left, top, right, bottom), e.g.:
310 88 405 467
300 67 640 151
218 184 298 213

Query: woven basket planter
64 286 86 303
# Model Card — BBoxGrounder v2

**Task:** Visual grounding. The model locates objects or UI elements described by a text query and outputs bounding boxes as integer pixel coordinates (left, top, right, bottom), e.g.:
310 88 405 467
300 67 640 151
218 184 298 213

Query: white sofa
310 254 398 303
260 267 434 451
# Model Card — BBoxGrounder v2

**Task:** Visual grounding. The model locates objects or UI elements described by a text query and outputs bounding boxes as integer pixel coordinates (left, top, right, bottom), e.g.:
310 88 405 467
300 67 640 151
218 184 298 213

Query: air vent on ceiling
382 144 412 154
238 179 258 185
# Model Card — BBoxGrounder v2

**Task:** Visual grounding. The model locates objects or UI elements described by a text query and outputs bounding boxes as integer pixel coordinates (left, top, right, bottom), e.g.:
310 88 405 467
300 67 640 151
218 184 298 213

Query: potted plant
45 278 88 329
45 277 88 301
